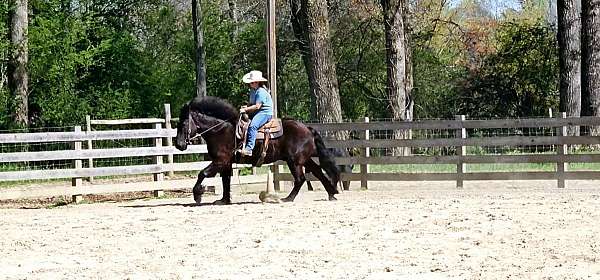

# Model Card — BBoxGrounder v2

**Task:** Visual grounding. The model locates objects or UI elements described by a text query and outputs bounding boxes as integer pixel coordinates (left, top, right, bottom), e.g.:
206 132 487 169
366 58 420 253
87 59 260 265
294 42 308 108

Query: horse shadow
121 201 262 208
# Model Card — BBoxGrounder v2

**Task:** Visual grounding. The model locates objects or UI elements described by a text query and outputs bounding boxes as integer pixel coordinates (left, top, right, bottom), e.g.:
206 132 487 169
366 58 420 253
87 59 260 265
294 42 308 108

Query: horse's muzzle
175 141 187 151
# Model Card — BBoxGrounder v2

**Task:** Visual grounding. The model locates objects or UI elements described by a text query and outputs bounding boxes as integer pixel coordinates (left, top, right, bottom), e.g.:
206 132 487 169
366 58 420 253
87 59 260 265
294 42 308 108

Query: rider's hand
240 106 246 113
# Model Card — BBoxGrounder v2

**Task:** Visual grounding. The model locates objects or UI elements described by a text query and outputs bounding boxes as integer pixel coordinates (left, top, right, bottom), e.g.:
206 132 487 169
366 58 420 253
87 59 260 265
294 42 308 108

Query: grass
263 161 600 174
0 178 71 189
365 162 600 173
45 199 69 209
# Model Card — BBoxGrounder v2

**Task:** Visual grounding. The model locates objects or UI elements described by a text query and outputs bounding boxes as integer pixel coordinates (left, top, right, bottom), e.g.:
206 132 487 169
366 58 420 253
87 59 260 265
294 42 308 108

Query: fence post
164 104 175 178
456 115 466 188
360 117 370 190
557 112 568 188
72 126 83 203
271 164 280 192
85 115 94 183
153 123 164 197
72 126 83 187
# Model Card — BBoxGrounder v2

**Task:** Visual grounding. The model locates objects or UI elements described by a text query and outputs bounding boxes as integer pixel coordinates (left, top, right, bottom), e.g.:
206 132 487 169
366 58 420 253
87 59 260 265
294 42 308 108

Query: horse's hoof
193 185 205 204
193 194 203 204
213 199 231 205
328 195 337 201
280 197 294 202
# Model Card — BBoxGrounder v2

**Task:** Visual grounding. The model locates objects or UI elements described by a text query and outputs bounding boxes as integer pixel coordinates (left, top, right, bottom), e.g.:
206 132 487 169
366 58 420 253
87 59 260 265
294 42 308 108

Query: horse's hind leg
305 159 339 201
281 161 306 202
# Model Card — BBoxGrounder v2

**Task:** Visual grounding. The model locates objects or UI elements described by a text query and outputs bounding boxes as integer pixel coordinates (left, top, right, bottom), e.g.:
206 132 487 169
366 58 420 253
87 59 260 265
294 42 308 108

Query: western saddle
235 115 283 166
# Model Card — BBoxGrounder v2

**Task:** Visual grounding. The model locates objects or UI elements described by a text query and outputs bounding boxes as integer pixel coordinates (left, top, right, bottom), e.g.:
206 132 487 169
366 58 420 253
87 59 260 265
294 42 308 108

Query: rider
238 70 274 157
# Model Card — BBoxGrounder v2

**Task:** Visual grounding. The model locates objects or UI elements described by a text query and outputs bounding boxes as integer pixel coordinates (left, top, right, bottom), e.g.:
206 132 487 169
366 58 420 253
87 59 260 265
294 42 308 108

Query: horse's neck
194 114 221 131
200 118 236 145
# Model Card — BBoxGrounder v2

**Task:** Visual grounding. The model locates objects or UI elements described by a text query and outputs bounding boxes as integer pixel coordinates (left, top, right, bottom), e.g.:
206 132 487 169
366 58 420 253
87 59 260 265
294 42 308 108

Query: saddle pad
236 118 283 140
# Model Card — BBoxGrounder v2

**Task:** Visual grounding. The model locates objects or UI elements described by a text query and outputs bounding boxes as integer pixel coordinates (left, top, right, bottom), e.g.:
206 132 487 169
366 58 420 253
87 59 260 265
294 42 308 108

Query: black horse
174 96 340 204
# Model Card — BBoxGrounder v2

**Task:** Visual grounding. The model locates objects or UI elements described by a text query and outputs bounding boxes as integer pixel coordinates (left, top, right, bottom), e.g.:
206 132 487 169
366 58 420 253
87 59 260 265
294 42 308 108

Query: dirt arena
1 181 600 279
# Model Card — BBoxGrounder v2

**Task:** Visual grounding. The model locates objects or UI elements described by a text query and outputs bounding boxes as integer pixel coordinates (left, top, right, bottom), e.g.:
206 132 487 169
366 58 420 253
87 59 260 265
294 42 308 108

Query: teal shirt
249 87 274 116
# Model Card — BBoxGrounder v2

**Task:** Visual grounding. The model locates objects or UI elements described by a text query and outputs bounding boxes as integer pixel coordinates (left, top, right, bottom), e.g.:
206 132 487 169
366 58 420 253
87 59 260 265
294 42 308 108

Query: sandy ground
1 181 600 280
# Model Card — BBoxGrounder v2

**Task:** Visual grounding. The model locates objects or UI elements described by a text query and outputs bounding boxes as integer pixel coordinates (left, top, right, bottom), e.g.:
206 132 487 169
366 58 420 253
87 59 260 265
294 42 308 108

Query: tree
381 0 413 155
581 0 600 135
290 0 318 120
459 21 559 118
192 0 207 97
226 0 239 38
8 0 28 126
289 0 344 130
557 0 581 135
1 2 8 98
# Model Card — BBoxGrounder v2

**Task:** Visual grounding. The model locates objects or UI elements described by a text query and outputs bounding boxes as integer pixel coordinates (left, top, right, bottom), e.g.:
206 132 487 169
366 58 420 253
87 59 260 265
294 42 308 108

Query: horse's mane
187 96 239 125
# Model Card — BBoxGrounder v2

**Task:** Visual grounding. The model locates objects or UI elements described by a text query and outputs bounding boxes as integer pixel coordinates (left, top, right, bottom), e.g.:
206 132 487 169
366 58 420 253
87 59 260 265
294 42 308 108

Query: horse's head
175 103 197 151
175 96 240 151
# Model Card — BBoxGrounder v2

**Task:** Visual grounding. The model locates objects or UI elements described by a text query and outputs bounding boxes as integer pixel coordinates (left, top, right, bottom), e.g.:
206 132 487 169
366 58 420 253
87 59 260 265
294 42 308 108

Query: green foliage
278 52 312 120
27 0 144 125
0 1 10 128
333 13 388 121
205 5 264 108
459 20 559 118
412 46 467 119
0 0 562 129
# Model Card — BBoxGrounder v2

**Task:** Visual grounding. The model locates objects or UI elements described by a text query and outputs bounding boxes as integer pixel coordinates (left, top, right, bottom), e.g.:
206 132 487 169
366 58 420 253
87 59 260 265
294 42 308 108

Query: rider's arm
242 88 268 113
243 102 262 113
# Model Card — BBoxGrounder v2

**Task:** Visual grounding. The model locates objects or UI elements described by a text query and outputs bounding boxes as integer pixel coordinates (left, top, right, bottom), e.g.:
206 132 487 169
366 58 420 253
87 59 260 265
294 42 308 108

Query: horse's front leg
193 162 219 204
214 166 233 205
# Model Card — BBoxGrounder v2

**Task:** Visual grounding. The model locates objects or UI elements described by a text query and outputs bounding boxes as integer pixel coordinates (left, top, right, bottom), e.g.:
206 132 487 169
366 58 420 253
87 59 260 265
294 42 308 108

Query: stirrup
237 149 252 157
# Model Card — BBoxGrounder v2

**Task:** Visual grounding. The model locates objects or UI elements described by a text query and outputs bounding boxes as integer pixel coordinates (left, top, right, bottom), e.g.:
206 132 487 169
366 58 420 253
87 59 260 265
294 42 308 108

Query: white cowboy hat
242 70 268 84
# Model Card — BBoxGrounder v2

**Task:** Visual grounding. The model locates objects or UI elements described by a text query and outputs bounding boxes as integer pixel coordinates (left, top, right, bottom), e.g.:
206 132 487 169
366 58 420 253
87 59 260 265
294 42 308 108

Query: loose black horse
174 96 341 204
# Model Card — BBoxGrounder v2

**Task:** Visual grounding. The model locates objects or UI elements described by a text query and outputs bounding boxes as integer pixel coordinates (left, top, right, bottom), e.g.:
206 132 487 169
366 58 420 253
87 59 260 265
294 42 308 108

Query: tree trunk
227 0 239 39
8 0 28 126
290 0 317 119
192 0 207 97
558 0 581 135
289 0 344 140
381 0 413 156
582 0 600 135
1 58 6 96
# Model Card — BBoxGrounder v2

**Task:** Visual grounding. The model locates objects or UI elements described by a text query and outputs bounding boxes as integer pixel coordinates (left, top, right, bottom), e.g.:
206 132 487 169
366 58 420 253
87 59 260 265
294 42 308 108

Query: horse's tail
308 127 340 191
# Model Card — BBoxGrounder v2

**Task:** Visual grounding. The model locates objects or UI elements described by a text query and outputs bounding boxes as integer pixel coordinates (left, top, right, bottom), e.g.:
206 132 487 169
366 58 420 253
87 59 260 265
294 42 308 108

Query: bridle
186 111 232 144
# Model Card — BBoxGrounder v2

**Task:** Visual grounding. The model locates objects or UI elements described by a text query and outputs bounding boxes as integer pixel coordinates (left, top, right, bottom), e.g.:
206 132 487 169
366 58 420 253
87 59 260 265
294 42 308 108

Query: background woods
0 0 597 129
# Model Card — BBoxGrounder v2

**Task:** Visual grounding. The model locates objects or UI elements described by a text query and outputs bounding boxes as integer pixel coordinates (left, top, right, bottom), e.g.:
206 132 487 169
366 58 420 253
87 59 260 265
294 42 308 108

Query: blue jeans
245 113 272 152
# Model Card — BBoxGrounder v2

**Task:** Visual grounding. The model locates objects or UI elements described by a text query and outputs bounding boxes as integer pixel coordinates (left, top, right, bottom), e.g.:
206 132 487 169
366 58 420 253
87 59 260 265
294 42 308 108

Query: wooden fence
273 113 600 190
0 104 264 201
1 108 600 201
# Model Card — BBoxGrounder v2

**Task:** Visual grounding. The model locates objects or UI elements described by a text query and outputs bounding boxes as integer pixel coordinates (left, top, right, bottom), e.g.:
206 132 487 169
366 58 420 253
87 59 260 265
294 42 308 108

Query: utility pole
267 0 279 193
267 0 277 118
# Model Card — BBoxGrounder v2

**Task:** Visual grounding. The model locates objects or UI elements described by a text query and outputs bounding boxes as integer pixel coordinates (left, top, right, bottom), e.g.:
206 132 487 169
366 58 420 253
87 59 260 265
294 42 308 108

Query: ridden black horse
174 96 341 205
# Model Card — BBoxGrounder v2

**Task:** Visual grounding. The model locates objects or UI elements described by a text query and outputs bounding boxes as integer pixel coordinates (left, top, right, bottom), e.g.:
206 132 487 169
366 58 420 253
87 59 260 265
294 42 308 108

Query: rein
186 112 235 144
